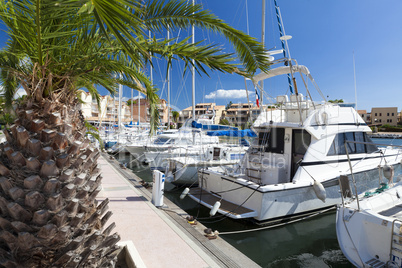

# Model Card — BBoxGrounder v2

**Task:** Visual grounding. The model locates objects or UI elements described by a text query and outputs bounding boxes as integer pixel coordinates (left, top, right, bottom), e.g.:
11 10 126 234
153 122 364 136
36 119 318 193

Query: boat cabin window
258 128 285 154
213 147 221 160
327 132 378 155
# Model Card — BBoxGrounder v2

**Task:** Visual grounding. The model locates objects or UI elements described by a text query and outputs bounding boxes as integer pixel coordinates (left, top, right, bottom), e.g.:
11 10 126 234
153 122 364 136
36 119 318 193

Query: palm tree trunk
0 99 120 267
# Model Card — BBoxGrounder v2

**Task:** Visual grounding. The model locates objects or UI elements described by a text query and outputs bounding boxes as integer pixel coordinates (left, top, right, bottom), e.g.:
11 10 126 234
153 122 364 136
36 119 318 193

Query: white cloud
205 89 253 99
123 95 145 102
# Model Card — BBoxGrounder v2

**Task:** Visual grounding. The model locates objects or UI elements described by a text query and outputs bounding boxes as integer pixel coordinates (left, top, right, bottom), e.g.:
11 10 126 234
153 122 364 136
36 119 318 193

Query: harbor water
114 138 402 267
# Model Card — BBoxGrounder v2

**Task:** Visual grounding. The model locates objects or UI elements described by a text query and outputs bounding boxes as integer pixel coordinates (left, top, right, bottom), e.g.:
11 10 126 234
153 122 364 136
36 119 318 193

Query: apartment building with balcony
357 110 371 124
129 98 170 124
178 103 225 126
78 91 131 125
371 107 398 126
225 103 262 127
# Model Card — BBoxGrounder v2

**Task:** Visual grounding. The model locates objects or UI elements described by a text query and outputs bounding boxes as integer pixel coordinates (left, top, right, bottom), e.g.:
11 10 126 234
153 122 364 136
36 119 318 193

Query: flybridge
252 65 313 83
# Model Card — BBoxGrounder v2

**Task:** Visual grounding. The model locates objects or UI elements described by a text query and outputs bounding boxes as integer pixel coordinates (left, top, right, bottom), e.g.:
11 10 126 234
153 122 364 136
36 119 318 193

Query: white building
78 90 131 125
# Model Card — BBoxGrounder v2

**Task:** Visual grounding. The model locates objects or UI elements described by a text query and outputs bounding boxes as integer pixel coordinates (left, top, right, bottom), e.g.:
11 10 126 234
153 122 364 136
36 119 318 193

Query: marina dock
97 153 260 268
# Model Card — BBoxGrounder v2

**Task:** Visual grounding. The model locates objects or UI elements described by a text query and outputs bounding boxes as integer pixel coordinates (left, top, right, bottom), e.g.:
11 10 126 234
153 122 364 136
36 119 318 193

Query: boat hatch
188 188 258 219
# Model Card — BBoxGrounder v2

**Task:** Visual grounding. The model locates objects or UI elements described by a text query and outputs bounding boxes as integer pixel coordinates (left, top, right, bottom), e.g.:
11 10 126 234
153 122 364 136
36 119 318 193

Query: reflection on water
228 214 350 267
113 138 402 268
164 187 352 268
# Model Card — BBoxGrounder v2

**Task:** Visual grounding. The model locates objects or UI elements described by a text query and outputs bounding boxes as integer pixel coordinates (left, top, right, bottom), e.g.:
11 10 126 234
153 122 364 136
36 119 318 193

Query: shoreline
369 132 402 139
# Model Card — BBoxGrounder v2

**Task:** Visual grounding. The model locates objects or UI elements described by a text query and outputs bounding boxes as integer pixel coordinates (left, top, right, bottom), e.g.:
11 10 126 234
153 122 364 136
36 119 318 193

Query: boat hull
192 170 340 222
336 183 402 268
191 163 402 222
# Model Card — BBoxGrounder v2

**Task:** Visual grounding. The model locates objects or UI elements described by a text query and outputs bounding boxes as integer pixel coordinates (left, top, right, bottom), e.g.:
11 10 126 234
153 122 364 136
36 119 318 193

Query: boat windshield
327 132 378 155
153 137 174 145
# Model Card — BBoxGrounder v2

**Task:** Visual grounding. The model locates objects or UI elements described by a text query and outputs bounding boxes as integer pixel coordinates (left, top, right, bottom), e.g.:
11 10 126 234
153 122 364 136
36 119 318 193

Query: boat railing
340 140 402 210
389 219 402 263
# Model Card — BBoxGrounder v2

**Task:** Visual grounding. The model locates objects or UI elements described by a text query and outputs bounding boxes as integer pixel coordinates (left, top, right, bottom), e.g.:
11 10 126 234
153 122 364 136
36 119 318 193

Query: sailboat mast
167 27 171 128
149 30 153 129
131 87 133 131
353 51 357 111
260 0 266 108
118 75 122 132
192 0 196 121
137 91 140 124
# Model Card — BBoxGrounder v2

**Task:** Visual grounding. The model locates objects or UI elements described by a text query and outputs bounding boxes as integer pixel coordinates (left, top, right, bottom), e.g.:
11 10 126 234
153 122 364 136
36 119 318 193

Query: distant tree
328 99 344 103
172 111 179 122
244 121 252 129
219 118 230 125
225 101 233 110
127 99 137 106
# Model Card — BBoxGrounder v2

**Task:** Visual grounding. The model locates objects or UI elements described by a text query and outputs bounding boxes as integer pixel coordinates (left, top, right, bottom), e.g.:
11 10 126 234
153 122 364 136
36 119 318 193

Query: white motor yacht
186 62 402 224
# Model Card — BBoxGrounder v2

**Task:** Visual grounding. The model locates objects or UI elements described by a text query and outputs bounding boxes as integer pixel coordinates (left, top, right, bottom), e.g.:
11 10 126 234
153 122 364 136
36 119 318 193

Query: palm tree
172 111 180 123
0 0 269 266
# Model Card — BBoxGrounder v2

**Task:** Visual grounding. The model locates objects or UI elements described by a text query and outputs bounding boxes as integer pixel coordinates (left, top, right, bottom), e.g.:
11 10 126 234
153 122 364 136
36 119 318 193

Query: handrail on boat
342 140 402 211
390 219 402 264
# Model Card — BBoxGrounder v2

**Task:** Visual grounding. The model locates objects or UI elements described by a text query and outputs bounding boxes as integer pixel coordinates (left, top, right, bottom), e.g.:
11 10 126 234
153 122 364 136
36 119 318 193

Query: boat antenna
274 0 293 94
353 51 359 124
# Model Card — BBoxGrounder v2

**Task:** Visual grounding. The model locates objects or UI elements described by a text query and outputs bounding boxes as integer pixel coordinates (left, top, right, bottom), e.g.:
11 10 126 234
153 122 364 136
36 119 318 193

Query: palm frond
84 120 104 149
143 0 270 75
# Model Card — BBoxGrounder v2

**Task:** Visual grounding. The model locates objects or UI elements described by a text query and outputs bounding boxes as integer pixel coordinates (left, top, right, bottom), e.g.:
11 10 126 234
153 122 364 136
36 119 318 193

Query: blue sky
1 1 401 113
150 0 402 112
151 0 402 112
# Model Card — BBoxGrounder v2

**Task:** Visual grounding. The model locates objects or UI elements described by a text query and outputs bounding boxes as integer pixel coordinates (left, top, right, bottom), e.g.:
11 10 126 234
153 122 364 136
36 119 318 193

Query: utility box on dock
152 170 165 207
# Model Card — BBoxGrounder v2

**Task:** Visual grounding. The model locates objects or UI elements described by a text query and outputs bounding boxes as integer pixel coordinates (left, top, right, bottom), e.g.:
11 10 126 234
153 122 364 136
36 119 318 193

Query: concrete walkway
96 155 222 268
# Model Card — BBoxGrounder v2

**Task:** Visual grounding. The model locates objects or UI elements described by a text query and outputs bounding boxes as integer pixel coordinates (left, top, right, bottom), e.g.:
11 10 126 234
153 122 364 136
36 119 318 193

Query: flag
255 89 260 107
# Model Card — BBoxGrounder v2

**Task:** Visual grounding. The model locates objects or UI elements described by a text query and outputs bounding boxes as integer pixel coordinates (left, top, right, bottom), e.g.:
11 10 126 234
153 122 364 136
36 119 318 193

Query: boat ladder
364 258 385 268
389 219 402 265
245 147 263 182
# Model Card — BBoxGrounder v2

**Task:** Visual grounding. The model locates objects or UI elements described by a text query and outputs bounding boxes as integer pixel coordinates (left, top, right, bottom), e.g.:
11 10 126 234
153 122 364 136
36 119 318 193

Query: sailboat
124 22 214 162
336 141 402 267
